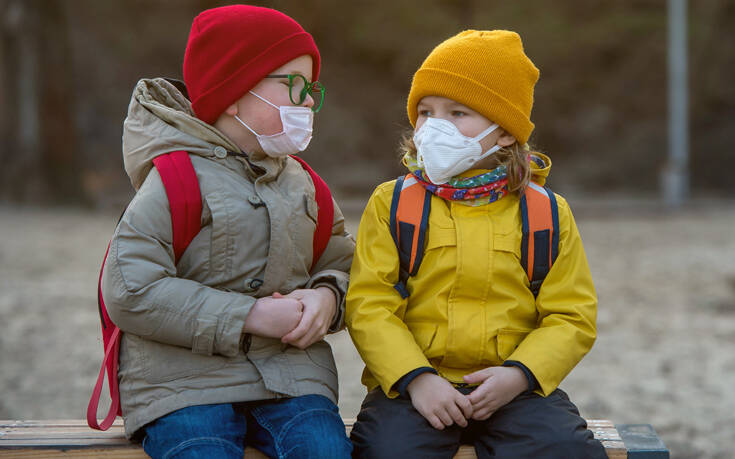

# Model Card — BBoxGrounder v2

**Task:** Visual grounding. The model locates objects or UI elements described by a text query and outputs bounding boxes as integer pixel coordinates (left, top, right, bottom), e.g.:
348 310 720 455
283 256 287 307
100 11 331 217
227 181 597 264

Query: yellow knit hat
407 30 540 144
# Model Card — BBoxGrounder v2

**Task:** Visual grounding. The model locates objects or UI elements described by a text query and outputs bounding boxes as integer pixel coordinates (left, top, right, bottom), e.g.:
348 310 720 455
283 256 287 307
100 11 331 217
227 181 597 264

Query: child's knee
536 429 607 459
350 440 394 459
144 436 244 459
284 436 352 459
280 408 352 458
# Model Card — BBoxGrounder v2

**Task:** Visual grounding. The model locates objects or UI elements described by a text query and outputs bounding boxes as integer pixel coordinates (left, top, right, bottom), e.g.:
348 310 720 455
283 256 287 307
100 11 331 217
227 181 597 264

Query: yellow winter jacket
345 154 597 398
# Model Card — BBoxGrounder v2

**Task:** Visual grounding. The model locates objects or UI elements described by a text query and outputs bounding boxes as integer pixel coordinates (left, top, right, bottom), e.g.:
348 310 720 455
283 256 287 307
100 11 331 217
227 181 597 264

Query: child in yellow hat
346 30 607 458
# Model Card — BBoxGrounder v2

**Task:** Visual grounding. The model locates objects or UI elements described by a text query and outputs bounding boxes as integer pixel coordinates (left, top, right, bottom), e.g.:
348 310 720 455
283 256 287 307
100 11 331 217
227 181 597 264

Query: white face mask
234 91 313 157
414 118 502 184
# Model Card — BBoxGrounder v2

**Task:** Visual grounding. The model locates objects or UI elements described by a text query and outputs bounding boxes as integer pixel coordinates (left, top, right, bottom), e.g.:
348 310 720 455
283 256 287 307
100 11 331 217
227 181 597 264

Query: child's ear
223 103 239 117
497 131 516 147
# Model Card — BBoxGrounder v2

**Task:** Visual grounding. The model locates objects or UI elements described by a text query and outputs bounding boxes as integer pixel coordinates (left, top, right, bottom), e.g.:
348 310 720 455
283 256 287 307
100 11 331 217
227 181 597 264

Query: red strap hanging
86 326 120 430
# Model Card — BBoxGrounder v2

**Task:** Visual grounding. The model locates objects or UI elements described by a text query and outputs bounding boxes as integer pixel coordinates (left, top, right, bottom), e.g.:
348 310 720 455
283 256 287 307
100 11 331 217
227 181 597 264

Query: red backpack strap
87 151 202 430
152 151 203 264
520 182 560 297
87 240 122 430
389 174 432 299
289 155 334 272
86 321 121 430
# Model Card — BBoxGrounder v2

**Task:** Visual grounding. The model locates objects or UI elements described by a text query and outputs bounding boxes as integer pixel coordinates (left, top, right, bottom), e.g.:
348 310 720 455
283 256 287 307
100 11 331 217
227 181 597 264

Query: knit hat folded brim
191 32 319 124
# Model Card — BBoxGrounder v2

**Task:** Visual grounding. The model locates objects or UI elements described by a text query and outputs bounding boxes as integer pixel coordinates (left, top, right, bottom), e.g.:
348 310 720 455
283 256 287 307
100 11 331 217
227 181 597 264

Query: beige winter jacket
101 78 355 438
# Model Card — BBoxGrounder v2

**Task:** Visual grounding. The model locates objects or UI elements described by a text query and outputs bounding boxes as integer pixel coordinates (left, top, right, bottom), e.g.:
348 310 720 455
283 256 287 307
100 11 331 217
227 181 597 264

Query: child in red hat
100 5 354 458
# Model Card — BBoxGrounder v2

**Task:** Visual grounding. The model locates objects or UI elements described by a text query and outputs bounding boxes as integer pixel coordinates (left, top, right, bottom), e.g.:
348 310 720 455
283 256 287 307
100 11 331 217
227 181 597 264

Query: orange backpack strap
520 182 560 297
389 174 432 299
389 176 559 300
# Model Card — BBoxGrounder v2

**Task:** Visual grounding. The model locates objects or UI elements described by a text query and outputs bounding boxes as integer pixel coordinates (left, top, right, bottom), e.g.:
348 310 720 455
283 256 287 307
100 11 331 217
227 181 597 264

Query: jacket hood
122 78 241 190
530 152 551 186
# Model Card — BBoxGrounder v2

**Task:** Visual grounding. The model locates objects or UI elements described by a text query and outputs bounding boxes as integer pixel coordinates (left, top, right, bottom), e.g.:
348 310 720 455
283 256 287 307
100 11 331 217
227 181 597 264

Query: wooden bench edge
1 419 670 459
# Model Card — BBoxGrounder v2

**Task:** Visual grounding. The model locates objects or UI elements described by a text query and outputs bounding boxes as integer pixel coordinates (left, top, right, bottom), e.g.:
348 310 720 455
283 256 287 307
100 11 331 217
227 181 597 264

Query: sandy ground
1 198 734 458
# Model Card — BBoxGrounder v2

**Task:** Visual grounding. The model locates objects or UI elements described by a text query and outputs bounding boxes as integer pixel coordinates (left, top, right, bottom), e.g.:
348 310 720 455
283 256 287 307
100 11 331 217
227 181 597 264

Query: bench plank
1 419 627 458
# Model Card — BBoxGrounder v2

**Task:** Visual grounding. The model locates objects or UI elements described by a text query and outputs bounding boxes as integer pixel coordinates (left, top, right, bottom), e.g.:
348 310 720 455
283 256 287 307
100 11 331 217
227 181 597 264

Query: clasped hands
242 287 336 349
406 366 528 430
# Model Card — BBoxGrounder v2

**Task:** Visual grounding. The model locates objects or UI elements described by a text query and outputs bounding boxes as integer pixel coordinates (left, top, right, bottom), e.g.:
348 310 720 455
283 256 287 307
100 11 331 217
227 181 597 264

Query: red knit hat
183 5 321 124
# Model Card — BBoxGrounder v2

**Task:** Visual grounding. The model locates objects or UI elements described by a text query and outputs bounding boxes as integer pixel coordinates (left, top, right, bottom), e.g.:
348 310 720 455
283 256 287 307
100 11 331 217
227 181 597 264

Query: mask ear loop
472 123 500 142
476 144 503 162
249 91 280 110
234 115 260 136
473 123 502 161
232 92 279 137
234 91 286 139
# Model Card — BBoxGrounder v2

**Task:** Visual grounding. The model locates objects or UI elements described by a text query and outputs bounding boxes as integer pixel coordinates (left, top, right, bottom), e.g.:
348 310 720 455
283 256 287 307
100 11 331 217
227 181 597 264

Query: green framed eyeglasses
265 74 325 112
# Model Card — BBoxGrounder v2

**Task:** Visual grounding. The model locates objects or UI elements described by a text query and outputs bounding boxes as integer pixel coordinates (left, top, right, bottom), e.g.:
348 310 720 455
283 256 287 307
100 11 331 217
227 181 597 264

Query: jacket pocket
425 226 456 251
496 328 532 360
304 340 338 376
138 338 229 384
491 215 521 256
492 231 523 287
493 231 521 257
249 342 338 397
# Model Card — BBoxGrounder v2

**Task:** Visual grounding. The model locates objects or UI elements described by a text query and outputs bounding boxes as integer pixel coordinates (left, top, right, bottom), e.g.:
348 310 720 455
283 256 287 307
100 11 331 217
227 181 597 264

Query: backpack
87 150 334 430
389 174 559 299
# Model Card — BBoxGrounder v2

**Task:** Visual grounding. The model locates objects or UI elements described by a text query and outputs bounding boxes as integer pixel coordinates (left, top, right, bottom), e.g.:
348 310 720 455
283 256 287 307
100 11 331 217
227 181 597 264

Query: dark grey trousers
350 388 607 459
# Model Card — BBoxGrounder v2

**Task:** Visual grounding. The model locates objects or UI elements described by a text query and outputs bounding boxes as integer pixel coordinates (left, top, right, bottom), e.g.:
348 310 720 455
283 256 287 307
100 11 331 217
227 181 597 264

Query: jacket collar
122 78 287 189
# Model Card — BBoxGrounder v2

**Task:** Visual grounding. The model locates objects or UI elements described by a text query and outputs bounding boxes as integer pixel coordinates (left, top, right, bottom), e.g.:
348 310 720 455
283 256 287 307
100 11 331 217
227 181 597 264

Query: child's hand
406 373 473 430
462 366 527 420
242 296 303 339
279 287 336 349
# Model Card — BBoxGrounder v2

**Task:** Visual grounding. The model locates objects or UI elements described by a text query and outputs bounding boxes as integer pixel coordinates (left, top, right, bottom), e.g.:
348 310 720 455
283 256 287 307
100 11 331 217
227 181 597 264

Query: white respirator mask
234 91 313 157
414 118 502 184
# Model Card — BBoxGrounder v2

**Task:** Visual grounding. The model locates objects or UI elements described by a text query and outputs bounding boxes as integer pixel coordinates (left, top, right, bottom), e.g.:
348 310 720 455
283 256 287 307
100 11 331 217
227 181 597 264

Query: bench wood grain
0 419 627 458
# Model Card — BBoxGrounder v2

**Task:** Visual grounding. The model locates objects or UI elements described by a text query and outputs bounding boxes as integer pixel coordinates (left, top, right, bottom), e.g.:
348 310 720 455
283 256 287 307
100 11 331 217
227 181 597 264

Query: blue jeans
142 395 352 459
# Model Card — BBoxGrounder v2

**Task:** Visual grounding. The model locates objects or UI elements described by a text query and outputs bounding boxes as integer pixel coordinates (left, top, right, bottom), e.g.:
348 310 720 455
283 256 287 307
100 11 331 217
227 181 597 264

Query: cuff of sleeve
214 296 256 357
240 333 252 354
308 277 345 333
393 367 437 399
502 360 539 392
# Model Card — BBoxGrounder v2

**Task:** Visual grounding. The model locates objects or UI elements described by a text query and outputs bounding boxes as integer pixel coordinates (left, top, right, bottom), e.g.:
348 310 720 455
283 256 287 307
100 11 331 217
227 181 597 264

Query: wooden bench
0 419 668 458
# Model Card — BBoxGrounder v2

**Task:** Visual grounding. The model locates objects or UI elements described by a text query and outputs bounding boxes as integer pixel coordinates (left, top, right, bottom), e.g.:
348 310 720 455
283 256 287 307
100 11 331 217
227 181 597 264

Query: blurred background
0 1 733 458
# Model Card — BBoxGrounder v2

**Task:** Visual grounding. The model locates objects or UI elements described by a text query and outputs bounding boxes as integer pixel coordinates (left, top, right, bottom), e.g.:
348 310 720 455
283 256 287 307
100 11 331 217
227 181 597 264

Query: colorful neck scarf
402 153 509 207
